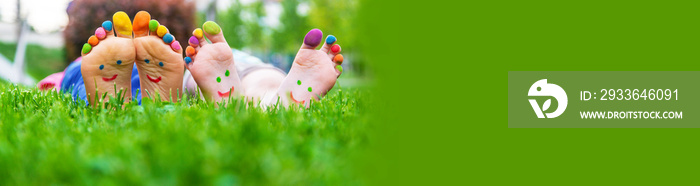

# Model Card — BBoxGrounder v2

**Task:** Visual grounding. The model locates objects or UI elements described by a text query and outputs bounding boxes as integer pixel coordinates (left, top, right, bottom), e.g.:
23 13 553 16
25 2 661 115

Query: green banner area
508 71 700 128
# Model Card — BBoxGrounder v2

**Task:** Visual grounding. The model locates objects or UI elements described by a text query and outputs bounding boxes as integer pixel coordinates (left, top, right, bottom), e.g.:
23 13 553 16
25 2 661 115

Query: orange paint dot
88 35 99 46
333 54 344 64
186 46 196 56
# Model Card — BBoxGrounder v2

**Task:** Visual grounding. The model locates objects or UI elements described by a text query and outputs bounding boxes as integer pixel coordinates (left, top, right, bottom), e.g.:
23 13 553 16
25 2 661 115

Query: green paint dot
308 87 312 92
225 70 230 77
297 80 301 85
216 77 221 83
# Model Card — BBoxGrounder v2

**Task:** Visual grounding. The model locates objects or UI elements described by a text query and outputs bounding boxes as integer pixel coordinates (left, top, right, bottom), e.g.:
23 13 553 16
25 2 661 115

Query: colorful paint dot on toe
326 35 336 44
193 28 203 38
184 57 192 64
171 40 181 50
95 27 106 39
158 62 164 67
331 44 341 53
117 60 122 65
88 35 99 46
188 36 199 46
186 46 196 56
102 21 113 31
112 11 133 36
149 20 159 32
145 59 150 63
82 43 92 54
203 21 221 35
297 80 301 85
216 77 221 83
308 87 313 92
163 33 174 43
336 65 343 73
304 29 323 47
157 25 168 37
99 65 104 70
333 54 344 64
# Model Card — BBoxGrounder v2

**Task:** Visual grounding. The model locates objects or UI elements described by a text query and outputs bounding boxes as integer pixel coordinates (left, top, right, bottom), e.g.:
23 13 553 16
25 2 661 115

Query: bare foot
80 11 136 106
273 29 344 107
132 11 185 102
184 21 242 103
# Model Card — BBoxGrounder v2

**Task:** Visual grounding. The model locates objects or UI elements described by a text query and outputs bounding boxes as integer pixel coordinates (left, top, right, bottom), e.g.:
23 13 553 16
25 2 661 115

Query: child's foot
184 21 242 103
132 11 185 102
274 29 344 107
80 11 136 106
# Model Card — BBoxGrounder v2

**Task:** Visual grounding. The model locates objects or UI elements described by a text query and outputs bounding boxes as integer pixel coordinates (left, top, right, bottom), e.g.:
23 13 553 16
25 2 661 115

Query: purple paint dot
303 29 323 47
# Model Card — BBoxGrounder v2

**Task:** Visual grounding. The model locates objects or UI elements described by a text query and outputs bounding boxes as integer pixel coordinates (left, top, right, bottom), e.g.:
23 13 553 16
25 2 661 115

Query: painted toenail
184 57 192 64
333 54 344 64
336 65 343 73
225 70 230 77
304 29 323 47
188 36 199 45
159 62 164 67
102 21 113 31
193 28 203 38
99 65 104 70
145 59 150 63
297 80 301 85
331 44 341 53
326 35 336 44
149 20 159 33
171 40 181 50
157 25 168 37
203 21 221 35
216 77 221 83
88 36 99 46
82 43 91 54
163 33 174 43
117 60 122 65
308 87 313 92
186 46 196 56
95 28 106 39
113 11 133 36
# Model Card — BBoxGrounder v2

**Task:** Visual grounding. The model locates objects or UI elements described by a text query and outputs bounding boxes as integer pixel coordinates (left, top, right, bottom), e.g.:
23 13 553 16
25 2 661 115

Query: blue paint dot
159 62 164 67
326 35 336 44
163 33 174 43
99 65 104 70
145 59 150 63
102 21 113 31
184 57 192 64
117 60 122 65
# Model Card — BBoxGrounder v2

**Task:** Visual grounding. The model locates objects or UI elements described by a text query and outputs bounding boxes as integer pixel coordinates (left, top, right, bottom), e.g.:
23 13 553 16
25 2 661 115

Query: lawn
0 81 373 185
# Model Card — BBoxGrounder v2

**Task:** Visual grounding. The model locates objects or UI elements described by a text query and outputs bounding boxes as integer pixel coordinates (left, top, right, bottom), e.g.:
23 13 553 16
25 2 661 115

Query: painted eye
116 60 122 65
297 80 301 85
216 77 221 83
99 65 104 70
225 70 230 77
308 87 312 92
159 62 164 67
145 59 150 63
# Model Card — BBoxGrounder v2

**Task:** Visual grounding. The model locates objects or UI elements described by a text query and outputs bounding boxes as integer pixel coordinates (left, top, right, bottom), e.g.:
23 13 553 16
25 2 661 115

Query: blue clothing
60 58 141 105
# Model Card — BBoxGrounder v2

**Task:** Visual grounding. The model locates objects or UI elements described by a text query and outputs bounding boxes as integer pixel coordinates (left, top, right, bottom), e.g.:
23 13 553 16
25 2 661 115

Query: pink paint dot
95 27 106 39
171 41 181 50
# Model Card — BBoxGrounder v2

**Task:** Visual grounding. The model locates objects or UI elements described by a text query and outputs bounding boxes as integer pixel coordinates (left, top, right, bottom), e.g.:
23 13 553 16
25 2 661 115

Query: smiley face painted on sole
215 69 236 98
288 80 316 105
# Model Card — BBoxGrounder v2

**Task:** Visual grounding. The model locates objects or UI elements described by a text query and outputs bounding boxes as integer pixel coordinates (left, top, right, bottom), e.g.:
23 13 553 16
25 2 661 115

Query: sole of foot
132 11 185 102
184 21 242 103
80 11 136 107
272 29 344 108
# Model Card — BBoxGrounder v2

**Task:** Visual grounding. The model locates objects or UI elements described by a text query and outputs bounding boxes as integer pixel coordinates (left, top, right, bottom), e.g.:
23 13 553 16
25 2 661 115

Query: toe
133 11 151 37
88 35 99 46
185 46 196 57
301 29 323 49
171 40 182 53
81 43 92 56
163 33 175 44
156 25 169 37
333 54 344 65
95 27 108 39
202 21 227 43
320 35 336 53
188 36 200 47
149 20 159 35
328 44 341 59
112 11 133 38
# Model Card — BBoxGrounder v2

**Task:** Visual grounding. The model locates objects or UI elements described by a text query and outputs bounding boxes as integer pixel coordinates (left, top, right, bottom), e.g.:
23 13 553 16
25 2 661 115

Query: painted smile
102 74 118 82
289 92 306 104
217 87 234 97
146 74 161 83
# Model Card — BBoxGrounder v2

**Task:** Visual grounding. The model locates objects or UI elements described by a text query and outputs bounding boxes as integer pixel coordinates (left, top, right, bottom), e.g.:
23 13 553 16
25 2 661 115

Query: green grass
0 42 65 81
0 82 372 185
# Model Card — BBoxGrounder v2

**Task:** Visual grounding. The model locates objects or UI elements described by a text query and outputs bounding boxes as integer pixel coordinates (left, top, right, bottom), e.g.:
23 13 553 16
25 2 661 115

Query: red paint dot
331 44 341 53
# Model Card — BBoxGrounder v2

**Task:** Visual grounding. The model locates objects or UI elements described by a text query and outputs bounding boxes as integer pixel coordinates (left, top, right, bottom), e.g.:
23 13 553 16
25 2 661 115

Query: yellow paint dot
157 25 168 37
112 11 133 36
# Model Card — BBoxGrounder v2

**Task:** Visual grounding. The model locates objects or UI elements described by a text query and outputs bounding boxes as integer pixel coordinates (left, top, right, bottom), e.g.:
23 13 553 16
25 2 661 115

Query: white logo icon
528 79 567 118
